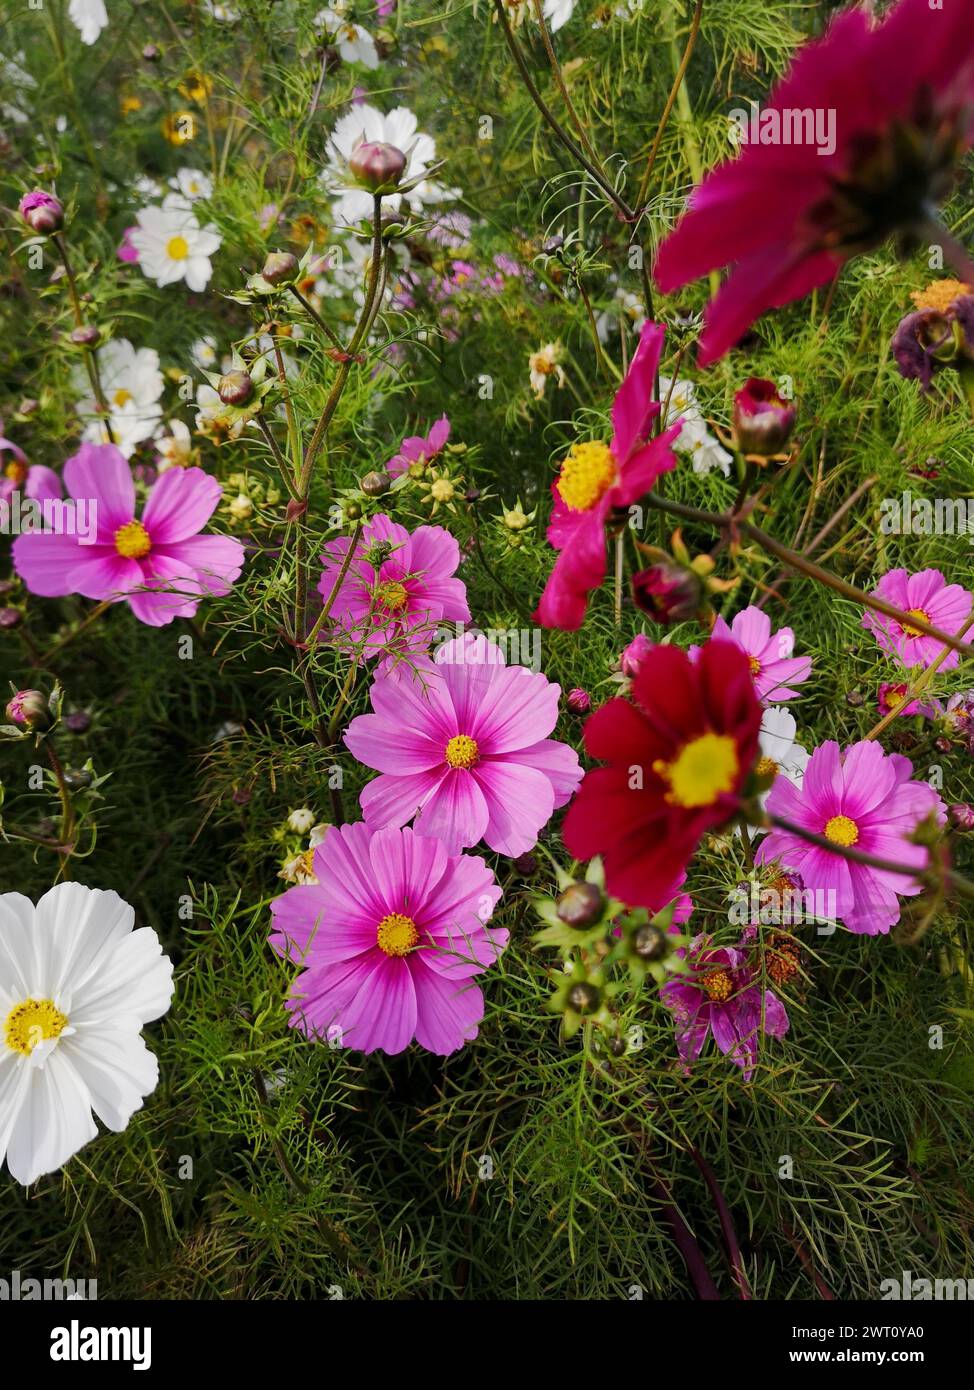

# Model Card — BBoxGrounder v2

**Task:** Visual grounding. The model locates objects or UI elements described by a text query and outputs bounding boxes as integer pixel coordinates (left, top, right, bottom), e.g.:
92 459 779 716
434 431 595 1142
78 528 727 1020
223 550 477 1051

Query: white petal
5 1053 96 1186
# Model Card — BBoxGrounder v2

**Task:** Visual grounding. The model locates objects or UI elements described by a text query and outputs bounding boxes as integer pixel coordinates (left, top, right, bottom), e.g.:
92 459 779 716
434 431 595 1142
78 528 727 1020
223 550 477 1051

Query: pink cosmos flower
13 442 245 627
756 739 945 936
386 415 450 477
654 0 974 365
659 934 789 1081
269 822 506 1055
117 226 140 264
0 421 61 505
698 606 811 703
317 512 469 658
862 568 973 671
877 682 939 721
535 322 681 630
344 631 583 856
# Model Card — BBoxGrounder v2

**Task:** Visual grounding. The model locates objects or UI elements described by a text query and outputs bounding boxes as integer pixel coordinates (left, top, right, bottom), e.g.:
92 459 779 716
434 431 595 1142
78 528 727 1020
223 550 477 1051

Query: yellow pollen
375 579 408 612
5 998 68 1056
445 734 479 770
4 459 27 483
824 814 859 848
555 440 617 513
902 608 930 639
166 235 190 261
756 755 779 781
701 969 733 1003
911 278 971 313
653 732 739 809
748 655 761 676
376 912 419 957
112 387 133 408
114 519 152 559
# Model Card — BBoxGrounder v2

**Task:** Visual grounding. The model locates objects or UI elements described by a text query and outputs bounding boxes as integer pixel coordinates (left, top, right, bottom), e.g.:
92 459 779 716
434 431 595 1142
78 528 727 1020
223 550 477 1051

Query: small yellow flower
162 111 197 145
119 94 143 116
911 278 971 313
179 71 213 104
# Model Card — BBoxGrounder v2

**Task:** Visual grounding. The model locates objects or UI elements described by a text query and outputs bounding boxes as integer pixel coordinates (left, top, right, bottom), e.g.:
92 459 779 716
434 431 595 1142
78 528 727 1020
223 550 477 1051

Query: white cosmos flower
746 706 809 838
0 884 174 1187
316 5 379 68
166 167 214 209
660 375 734 478
75 338 164 458
596 284 646 342
129 204 222 292
154 419 195 470
543 0 576 31
191 335 218 371
323 103 458 224
68 0 108 45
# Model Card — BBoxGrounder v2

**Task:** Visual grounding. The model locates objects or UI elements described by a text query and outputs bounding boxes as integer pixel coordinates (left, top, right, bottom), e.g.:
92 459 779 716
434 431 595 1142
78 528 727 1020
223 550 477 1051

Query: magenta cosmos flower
318 512 469 658
386 415 450 477
269 822 506 1055
654 0 974 365
344 631 582 856
0 421 61 506
756 739 945 935
535 322 681 630
659 934 789 1081
698 606 811 703
862 568 973 671
13 442 244 627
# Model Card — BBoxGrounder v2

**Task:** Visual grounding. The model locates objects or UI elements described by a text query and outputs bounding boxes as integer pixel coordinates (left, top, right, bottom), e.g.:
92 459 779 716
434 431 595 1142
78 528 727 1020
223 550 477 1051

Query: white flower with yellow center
744 706 809 838
0 884 174 1187
191 335 219 371
154 419 195 471
529 341 566 400
75 338 164 458
129 204 222 292
659 375 733 478
165 167 214 210
315 4 379 68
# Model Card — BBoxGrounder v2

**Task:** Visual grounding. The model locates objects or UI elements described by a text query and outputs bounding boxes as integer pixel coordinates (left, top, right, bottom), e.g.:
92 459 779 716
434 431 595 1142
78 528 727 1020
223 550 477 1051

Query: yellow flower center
167 235 190 261
375 580 408 612
911 278 971 313
755 755 779 780
112 387 133 408
902 608 930 639
445 734 479 770
376 912 419 958
748 655 761 676
556 441 617 512
824 814 859 847
4 459 27 483
653 732 739 809
701 969 733 1003
114 519 152 559
4 998 68 1057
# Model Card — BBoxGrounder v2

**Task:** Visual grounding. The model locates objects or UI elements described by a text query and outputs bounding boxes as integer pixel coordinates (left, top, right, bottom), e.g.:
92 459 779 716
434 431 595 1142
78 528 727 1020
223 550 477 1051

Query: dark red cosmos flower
562 641 762 908
655 0 974 365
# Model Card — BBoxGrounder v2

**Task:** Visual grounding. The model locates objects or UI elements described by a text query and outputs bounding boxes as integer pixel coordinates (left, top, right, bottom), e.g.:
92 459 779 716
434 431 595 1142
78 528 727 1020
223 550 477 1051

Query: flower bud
633 923 667 961
566 687 590 714
555 881 603 928
0 607 21 629
348 141 407 193
631 559 703 624
619 633 652 679
360 469 391 497
64 710 91 734
218 369 254 406
512 851 538 876
261 250 299 286
567 981 601 1015
63 767 93 790
732 378 796 457
69 324 100 348
7 688 50 729
19 190 64 235
949 802 974 831
142 43 161 62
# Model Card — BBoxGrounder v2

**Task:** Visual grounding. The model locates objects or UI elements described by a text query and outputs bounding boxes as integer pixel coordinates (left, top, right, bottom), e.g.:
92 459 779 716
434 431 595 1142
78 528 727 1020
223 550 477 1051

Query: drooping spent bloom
654 0 974 365
732 379 797 457
698 606 812 703
756 739 945 935
892 281 974 389
13 443 245 627
535 322 682 630
129 203 222 291
0 883 174 1185
345 631 582 857
862 568 973 671
317 512 469 658
269 822 506 1055
563 641 763 908
660 934 789 1081
386 415 450 476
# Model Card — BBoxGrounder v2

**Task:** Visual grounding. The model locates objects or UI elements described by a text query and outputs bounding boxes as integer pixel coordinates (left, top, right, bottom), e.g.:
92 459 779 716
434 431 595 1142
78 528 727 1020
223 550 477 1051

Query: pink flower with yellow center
13 442 244 627
698 606 812 704
862 568 973 671
534 322 681 630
